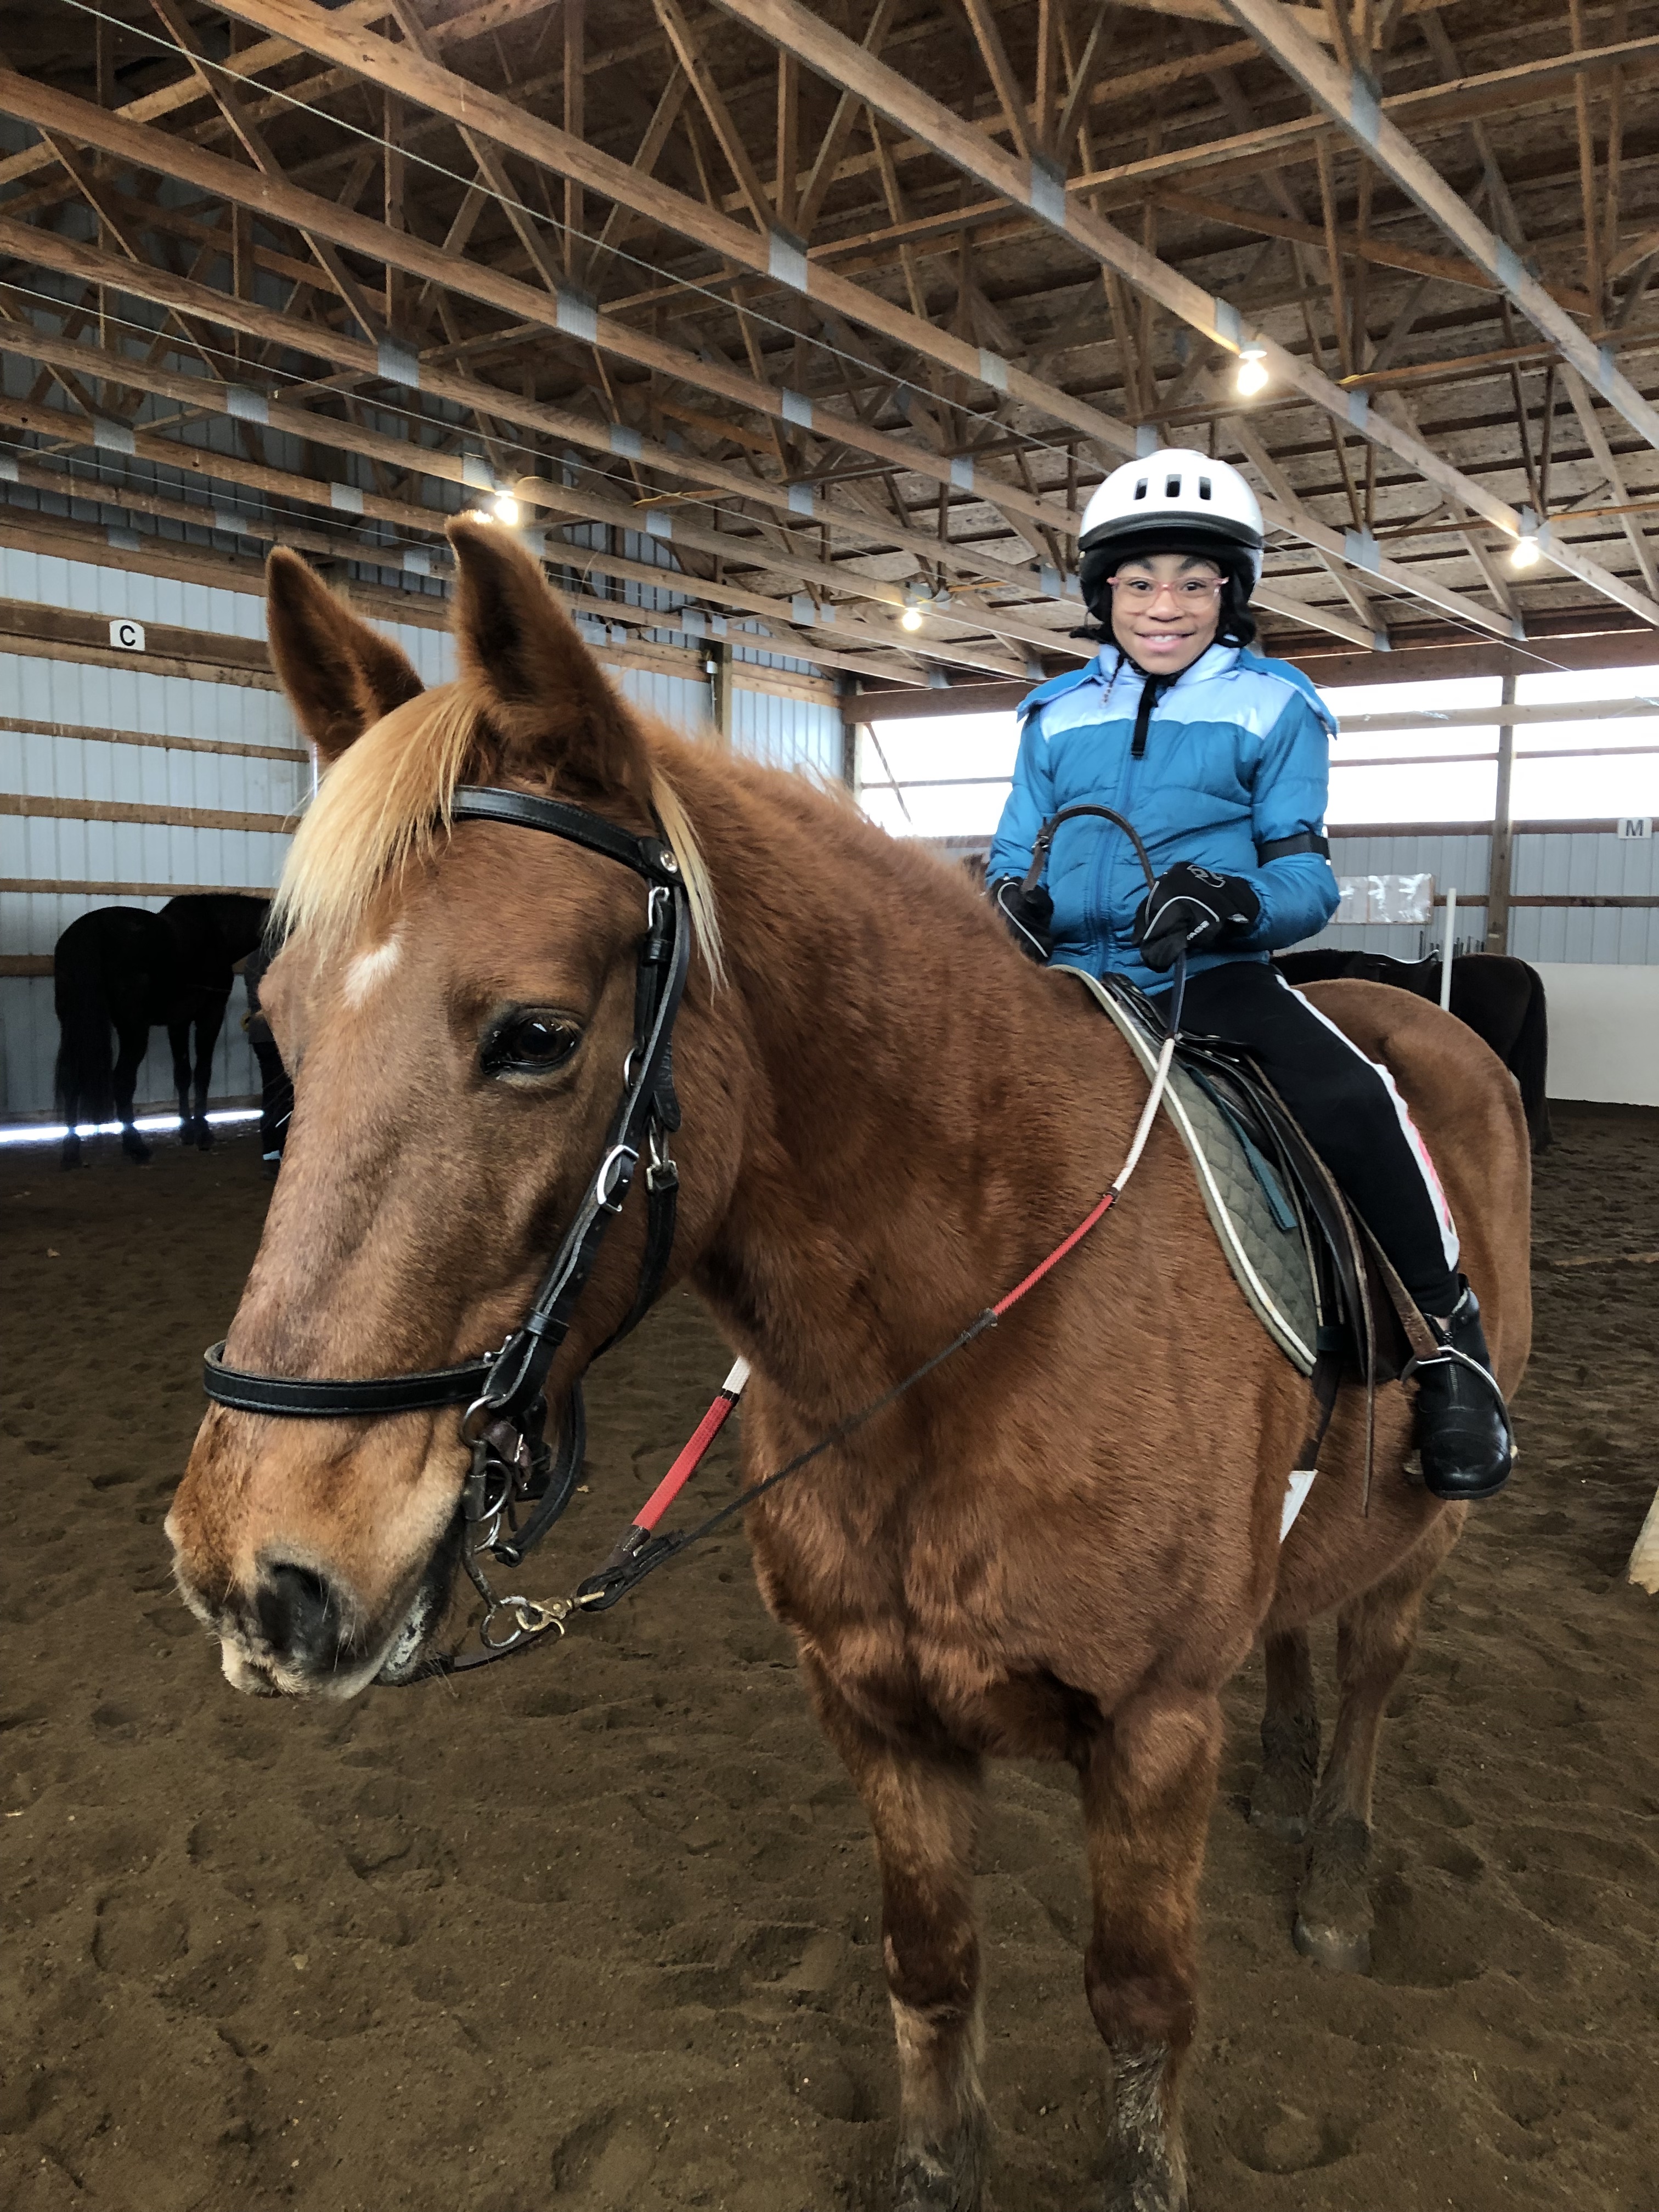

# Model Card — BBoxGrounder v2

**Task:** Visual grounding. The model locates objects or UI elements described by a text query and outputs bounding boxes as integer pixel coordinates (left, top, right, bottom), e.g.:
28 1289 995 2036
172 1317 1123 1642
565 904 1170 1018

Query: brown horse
168 524 1531 2212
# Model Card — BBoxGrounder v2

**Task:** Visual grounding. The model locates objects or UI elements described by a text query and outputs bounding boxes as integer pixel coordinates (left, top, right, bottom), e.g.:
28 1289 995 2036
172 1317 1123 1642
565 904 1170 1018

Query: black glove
1132 862 1260 972
990 876 1054 962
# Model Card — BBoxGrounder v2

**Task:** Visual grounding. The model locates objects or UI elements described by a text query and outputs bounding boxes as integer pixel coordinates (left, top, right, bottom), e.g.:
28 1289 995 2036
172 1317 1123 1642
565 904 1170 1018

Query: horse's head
167 522 730 1697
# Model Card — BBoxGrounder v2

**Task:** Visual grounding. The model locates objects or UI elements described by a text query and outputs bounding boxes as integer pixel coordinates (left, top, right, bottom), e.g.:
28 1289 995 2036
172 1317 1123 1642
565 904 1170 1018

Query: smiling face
1106 550 1226 676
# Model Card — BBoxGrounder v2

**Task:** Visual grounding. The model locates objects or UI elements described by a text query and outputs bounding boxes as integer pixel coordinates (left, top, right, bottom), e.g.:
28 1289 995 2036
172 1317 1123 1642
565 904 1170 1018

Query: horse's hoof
1293 1911 1372 1976
196 1126 215 1150
122 1137 153 1165
892 2138 985 2211
60 1144 82 1171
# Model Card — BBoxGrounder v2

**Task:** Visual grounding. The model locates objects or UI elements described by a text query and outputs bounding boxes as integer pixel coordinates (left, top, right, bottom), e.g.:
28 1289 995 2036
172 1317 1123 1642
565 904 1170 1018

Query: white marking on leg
343 933 402 1006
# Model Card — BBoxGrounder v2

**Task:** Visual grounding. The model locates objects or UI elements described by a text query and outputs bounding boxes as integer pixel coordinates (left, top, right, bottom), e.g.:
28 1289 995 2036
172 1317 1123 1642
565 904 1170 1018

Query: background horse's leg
1249 1628 1321 1840
168 1018 195 1144
191 1002 228 1148
111 1015 153 1163
1294 1515 1460 1973
805 1661 987 2212
1077 1689 1221 2212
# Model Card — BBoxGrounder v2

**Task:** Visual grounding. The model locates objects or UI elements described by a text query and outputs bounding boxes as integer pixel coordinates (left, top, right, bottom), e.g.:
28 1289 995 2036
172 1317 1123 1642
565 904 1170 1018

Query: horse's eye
484 1014 580 1077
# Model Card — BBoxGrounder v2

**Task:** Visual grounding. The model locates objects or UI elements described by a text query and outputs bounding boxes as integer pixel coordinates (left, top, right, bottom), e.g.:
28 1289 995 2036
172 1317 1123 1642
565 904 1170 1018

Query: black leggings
1166 960 1462 1317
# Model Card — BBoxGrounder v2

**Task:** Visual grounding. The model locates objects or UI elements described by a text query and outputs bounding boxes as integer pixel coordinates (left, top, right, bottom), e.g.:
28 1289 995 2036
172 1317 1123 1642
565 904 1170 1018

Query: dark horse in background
53 894 270 1168
1277 949 1552 1151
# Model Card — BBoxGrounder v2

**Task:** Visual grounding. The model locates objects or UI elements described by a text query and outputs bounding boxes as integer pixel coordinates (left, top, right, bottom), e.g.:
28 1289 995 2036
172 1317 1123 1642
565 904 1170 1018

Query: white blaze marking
344 935 402 1006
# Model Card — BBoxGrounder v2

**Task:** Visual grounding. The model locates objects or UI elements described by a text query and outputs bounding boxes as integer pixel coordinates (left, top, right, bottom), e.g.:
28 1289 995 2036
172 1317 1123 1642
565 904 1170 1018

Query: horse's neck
684 761 1135 1410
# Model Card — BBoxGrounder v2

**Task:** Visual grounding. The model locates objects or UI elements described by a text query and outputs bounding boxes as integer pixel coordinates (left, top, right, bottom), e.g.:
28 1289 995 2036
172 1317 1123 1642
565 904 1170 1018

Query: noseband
201 785 693 1638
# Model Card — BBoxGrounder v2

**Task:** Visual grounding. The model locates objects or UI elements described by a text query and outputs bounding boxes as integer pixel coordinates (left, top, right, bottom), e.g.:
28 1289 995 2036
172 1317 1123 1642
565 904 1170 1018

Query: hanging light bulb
1510 531 1541 571
492 491 521 526
900 605 924 632
1235 345 1269 398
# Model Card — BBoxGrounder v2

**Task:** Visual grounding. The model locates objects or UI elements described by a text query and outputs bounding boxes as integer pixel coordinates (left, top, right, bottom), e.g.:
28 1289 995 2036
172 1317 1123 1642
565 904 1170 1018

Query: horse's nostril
257 1560 344 1667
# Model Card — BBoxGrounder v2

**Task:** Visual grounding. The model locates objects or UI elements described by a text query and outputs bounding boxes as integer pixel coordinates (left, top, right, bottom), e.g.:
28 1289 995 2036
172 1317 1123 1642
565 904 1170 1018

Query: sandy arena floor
2 1103 1656 2212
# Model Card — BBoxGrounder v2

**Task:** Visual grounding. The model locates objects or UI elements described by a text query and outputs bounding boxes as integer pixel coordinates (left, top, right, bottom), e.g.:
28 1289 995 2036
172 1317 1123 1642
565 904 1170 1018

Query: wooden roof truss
0 0 1657 693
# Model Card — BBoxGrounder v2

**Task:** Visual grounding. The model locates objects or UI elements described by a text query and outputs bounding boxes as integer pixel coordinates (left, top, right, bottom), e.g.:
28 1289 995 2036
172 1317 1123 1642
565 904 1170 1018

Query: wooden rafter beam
0 201 1542 652
705 0 1659 635
1148 186 1594 318
0 75 1088 552
676 29 1659 267
190 0 1136 458
0 211 1087 621
0 378 952 683
146 0 383 341
1216 0 1659 454
0 318 1069 674
1562 364 1659 600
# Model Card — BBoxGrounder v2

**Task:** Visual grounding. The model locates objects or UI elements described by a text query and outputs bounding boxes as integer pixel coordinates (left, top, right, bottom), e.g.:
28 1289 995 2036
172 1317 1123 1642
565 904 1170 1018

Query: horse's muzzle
167 1516 461 1698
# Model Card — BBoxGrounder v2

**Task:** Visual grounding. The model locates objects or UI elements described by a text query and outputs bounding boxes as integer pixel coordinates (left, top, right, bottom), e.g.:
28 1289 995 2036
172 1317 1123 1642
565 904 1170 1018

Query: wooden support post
843 721 866 792
1485 671 1517 952
707 641 735 743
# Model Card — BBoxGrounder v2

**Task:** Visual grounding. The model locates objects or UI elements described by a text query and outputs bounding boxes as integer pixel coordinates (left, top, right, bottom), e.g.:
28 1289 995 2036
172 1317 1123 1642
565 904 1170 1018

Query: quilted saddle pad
1053 966 1321 1376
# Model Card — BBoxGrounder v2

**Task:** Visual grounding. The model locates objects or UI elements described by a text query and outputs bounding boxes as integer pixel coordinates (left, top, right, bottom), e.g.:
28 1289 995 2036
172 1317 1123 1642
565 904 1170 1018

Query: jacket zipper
1092 660 1170 950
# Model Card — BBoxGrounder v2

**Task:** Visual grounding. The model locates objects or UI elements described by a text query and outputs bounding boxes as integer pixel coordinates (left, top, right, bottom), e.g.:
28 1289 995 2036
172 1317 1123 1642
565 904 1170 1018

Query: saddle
1055 967 1437 1526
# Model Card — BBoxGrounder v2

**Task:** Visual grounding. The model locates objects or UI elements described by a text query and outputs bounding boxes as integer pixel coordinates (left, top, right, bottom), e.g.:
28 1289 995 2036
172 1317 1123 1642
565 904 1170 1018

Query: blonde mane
275 681 725 986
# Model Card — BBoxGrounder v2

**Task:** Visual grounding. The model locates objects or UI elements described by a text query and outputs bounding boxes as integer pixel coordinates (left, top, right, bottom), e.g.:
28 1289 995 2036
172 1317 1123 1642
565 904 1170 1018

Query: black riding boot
1410 1280 1513 1500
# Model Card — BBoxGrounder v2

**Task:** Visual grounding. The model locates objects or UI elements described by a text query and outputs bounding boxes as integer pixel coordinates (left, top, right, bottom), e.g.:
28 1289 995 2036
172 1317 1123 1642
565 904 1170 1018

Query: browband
449 787 680 884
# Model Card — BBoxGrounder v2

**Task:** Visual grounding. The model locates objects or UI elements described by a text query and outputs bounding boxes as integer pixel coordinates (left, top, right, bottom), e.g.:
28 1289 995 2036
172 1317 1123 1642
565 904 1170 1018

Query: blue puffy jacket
986 641 1341 993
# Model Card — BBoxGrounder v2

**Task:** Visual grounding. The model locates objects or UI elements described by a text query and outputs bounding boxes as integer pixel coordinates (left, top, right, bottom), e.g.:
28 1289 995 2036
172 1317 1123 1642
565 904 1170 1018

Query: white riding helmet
1079 448 1265 586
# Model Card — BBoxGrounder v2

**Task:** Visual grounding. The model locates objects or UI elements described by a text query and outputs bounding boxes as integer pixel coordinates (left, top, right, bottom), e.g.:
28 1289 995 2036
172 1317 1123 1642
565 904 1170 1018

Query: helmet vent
1133 477 1148 500
1165 473 1181 496
1198 476 1212 499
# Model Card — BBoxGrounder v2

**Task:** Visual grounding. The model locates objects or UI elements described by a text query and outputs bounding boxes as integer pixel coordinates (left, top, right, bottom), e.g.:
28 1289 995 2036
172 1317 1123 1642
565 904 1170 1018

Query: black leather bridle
201 785 693 1632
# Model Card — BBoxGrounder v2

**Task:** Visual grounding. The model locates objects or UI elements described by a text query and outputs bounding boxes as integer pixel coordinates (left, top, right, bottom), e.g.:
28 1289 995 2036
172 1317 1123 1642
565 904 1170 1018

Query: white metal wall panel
616 667 708 733
1 645 298 747
0 545 266 640
0 550 456 688
732 687 843 778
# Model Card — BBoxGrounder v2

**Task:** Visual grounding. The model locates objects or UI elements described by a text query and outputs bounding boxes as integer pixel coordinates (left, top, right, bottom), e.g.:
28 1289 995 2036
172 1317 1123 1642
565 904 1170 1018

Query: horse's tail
52 924 115 1127
1510 962 1553 1152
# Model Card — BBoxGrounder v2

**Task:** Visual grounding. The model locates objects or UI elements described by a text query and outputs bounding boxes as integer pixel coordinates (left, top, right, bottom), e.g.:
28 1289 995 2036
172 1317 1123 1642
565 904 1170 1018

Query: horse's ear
266 548 425 764
446 518 647 797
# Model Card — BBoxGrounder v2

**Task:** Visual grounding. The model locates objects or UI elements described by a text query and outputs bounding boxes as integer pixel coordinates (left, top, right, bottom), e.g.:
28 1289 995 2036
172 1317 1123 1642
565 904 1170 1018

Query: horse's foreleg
804 1661 987 2212
1249 1628 1320 1839
192 1003 227 1147
1077 1689 1222 2212
167 1019 194 1143
1295 1516 1459 1973
114 1020 152 1163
